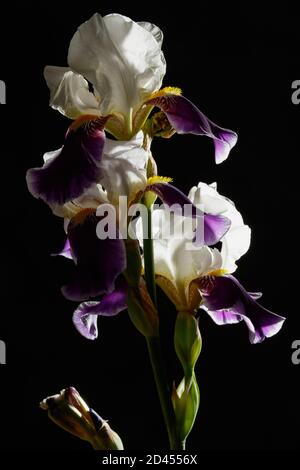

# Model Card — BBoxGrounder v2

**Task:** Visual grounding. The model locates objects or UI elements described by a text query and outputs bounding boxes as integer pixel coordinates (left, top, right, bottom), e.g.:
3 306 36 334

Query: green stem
143 204 157 306
146 337 182 450
143 203 184 450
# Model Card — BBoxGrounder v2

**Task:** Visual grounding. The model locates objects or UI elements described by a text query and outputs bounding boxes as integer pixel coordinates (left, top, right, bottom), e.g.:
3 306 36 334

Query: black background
0 1 299 451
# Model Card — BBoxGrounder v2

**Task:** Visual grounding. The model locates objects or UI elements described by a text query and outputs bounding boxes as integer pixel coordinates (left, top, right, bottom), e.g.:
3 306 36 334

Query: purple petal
52 238 73 260
61 209 126 301
72 276 127 340
146 94 237 163
26 116 108 205
249 292 263 300
205 309 243 325
201 275 285 344
201 213 232 247
148 182 231 245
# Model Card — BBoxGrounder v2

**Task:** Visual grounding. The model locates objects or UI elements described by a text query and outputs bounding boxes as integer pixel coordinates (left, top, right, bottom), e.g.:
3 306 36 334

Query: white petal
152 239 175 282
43 148 61 163
138 22 164 47
221 225 251 272
150 207 223 306
188 181 251 270
68 13 166 117
170 242 222 287
103 131 144 156
99 134 148 204
73 184 108 208
188 182 229 213
44 66 99 119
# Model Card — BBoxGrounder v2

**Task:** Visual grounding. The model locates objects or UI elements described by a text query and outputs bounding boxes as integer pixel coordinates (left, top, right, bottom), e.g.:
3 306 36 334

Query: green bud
174 311 202 379
124 239 142 288
91 421 124 451
143 190 157 209
172 375 200 442
146 153 158 179
127 279 159 337
40 387 123 450
146 111 176 138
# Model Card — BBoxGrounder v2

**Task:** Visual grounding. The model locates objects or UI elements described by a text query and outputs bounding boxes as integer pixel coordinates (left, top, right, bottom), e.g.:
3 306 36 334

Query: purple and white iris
135 182 285 344
26 13 237 207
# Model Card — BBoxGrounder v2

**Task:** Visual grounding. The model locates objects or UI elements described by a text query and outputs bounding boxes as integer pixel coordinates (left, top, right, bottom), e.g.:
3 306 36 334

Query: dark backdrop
0 2 299 451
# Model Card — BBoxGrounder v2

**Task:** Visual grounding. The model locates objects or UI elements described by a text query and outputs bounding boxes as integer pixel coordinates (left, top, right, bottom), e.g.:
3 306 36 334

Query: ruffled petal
61 209 126 301
26 116 108 205
146 94 237 163
99 132 148 204
72 277 127 340
44 66 100 119
137 22 164 47
201 275 285 344
188 182 251 270
68 13 166 117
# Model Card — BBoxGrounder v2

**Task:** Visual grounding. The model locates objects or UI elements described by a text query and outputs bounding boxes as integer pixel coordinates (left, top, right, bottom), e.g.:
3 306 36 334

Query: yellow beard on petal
145 176 173 207
147 175 173 185
69 114 110 133
149 86 182 100
207 268 228 277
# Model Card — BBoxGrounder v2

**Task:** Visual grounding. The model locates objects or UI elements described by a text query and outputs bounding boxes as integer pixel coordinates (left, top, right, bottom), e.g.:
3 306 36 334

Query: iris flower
136 182 285 344
26 13 237 207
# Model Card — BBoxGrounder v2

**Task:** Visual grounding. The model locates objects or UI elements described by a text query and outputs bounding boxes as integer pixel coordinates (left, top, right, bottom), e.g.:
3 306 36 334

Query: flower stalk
143 202 157 307
142 200 183 450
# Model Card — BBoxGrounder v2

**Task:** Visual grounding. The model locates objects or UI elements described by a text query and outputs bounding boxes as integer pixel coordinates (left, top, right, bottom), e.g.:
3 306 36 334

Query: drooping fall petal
62 209 126 301
146 94 237 163
72 276 128 340
201 275 285 344
26 116 108 205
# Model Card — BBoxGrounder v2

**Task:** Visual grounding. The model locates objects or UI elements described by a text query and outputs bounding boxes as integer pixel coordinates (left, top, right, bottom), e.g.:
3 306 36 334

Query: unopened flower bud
147 111 176 138
40 387 123 450
124 239 142 288
174 311 202 379
127 279 159 337
172 375 200 442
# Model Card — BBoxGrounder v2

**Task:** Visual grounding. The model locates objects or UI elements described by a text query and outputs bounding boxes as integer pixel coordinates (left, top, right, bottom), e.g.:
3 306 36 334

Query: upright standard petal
44 66 100 119
137 22 164 47
72 277 128 340
188 182 251 271
200 275 285 344
99 132 148 204
61 209 126 301
147 181 231 246
146 94 237 163
26 115 108 205
68 13 166 118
